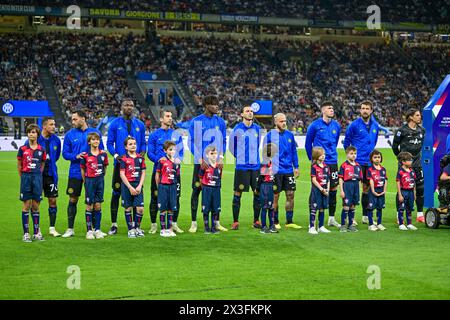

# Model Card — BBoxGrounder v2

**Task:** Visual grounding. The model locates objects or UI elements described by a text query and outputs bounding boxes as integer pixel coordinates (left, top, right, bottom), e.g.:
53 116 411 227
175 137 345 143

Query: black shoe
347 225 359 232
269 226 279 233
260 227 270 234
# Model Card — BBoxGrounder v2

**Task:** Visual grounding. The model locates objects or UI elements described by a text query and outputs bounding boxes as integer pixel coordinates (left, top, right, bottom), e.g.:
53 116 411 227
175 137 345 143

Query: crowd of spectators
0 35 46 101
1 31 448 132
5 0 449 23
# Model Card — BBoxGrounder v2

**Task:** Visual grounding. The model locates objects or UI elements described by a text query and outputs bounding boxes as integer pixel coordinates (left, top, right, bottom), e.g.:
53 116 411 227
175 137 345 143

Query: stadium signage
89 8 120 17
1 102 14 115
164 12 201 21
0 4 34 13
125 10 163 19
221 15 258 23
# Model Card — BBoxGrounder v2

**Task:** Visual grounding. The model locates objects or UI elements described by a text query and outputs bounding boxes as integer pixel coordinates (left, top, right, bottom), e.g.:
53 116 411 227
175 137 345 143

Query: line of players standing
16 96 426 241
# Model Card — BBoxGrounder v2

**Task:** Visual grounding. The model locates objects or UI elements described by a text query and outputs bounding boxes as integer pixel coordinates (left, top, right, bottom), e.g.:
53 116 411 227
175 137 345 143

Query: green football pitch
0 149 449 300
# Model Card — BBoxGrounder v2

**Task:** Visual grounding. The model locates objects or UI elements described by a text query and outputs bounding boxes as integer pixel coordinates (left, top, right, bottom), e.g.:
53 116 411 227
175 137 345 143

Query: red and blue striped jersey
199 165 222 187
311 163 330 187
396 167 416 190
80 150 109 178
17 144 47 174
156 159 179 185
259 161 274 183
338 160 363 182
367 166 388 188
120 154 147 182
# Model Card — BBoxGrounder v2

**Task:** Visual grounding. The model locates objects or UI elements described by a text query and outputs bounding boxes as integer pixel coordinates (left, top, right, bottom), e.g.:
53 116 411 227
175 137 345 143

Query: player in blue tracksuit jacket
61 110 104 238
228 105 261 230
106 99 146 235
38 117 62 237
305 102 342 228
187 95 227 233
263 113 301 230
343 101 383 223
147 109 184 234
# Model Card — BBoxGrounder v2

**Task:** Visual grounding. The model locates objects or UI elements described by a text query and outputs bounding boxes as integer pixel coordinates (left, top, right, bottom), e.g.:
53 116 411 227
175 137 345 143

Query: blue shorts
396 189 415 212
343 181 360 207
259 183 274 209
121 181 144 208
20 173 43 201
202 185 221 214
84 177 104 205
158 184 178 212
310 187 329 210
368 187 385 210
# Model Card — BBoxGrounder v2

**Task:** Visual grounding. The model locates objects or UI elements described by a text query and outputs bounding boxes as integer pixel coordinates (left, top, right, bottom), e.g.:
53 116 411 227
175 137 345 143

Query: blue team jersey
106 116 146 163
343 116 381 165
147 128 184 172
305 118 341 165
263 129 299 175
62 127 104 179
188 114 227 163
229 122 261 171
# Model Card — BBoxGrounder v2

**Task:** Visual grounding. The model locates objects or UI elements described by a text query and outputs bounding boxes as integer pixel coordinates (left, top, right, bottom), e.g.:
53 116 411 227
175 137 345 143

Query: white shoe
128 229 137 238
189 221 197 233
362 216 369 224
167 229 177 237
215 222 228 232
407 224 418 231
135 228 145 237
149 223 157 234
49 227 61 237
86 230 95 240
94 230 105 239
318 226 331 233
327 217 341 228
368 225 378 231
172 223 184 233
62 228 74 238
32 231 45 241
377 224 386 231
160 229 170 237
308 227 318 235
352 220 358 226
23 233 32 243
399 224 408 231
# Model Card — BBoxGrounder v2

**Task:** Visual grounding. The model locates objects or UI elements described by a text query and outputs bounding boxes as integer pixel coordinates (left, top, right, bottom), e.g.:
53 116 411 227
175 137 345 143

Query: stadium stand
3 0 449 23
1 31 449 130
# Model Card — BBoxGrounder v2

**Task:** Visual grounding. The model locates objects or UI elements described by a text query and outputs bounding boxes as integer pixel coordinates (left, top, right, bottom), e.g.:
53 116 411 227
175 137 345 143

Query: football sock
67 201 77 229
32 212 40 235
348 209 355 227
110 190 120 224
309 208 316 228
232 194 241 222
318 210 325 228
253 194 261 222
85 211 93 232
125 211 133 230
376 209 382 225
22 211 29 234
49 206 57 227
94 210 101 231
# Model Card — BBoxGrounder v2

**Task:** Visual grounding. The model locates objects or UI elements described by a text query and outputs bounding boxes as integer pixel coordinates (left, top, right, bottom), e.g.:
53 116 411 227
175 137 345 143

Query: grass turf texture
0 149 449 300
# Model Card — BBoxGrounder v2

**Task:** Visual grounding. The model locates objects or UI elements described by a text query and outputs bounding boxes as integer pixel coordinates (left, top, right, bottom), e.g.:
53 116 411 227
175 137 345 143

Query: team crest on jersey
136 127 140 132
53 146 58 151
332 130 337 134
139 158 142 163
397 131 402 136
115 183 121 189
68 188 74 194
288 139 292 143
373 129 376 133
215 126 219 130
38 151 42 156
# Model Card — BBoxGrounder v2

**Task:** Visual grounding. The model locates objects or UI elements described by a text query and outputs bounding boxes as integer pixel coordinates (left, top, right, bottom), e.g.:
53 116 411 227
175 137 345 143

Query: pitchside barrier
0 134 394 152
423 75 450 208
